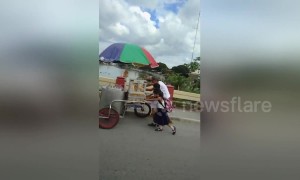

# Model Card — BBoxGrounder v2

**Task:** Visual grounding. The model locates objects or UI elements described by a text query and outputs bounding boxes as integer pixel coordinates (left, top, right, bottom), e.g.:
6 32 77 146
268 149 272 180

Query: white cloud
99 0 200 67
124 0 161 9
108 22 130 36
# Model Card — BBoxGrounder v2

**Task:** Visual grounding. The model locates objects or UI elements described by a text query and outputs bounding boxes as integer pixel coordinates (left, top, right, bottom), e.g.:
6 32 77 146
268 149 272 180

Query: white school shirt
157 100 165 109
158 81 170 99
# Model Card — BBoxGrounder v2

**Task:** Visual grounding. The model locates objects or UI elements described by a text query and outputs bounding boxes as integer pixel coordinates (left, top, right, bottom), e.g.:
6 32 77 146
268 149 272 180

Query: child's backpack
164 99 173 112
158 98 173 113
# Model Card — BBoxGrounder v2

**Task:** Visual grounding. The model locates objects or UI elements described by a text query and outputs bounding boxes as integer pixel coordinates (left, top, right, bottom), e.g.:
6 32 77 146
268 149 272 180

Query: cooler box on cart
99 86 125 114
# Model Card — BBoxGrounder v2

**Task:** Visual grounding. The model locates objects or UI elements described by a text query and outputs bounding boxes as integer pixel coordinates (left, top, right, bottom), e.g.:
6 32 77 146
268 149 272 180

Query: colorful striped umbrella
99 43 159 68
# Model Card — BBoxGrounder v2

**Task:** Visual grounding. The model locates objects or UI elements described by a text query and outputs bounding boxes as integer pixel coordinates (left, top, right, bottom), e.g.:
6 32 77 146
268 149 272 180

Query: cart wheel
134 103 151 118
99 107 120 129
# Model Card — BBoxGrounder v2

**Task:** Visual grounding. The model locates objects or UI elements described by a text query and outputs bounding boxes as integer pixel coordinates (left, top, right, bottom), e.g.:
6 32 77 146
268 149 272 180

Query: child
146 83 161 114
146 84 161 127
152 89 176 135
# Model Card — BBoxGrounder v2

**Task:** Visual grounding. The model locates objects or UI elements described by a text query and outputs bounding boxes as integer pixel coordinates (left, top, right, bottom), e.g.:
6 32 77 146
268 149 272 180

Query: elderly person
146 76 170 99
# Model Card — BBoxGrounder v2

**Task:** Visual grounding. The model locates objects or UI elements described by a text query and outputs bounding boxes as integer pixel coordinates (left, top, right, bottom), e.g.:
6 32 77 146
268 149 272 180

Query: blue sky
142 8 160 28
141 0 188 28
163 0 187 14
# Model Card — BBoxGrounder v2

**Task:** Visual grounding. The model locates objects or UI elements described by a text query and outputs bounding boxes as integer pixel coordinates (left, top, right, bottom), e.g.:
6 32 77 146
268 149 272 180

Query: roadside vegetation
140 57 200 94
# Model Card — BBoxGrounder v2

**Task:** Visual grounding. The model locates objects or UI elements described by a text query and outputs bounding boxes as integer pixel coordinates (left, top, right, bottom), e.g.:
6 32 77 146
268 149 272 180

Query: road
99 112 200 180
169 108 200 121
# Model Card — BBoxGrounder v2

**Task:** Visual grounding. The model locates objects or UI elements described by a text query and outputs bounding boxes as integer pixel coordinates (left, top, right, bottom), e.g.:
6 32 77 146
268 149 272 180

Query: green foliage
189 61 200 72
166 73 186 90
185 56 200 73
163 56 200 93
136 57 201 93
181 78 200 93
171 65 190 77
166 73 200 93
156 62 169 74
139 64 152 71
139 62 168 73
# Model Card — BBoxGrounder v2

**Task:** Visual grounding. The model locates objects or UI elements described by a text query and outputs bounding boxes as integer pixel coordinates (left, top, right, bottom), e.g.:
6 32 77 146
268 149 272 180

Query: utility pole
191 11 200 63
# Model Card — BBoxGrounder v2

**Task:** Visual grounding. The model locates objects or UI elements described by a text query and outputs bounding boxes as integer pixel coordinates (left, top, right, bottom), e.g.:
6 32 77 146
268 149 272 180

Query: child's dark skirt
153 108 169 126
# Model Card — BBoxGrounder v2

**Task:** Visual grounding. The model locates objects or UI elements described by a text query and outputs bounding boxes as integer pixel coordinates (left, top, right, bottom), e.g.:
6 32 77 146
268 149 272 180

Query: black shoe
148 122 156 127
155 128 163 131
172 126 176 135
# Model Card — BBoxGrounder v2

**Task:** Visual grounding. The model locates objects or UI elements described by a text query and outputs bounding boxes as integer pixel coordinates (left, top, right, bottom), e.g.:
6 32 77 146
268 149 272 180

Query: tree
166 73 187 90
171 65 190 77
139 65 151 71
139 62 170 74
155 62 169 74
186 56 200 73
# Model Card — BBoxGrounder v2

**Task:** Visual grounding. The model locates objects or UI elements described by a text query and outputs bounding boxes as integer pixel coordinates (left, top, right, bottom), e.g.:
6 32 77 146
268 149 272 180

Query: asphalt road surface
99 112 200 180
169 108 200 121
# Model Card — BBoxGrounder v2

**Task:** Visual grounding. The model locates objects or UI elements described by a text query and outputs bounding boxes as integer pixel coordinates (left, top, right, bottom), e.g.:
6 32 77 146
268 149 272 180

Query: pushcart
99 79 151 129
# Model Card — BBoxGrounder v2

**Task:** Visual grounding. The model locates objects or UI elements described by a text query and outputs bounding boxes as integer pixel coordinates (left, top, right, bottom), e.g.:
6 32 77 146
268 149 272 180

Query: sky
99 0 200 68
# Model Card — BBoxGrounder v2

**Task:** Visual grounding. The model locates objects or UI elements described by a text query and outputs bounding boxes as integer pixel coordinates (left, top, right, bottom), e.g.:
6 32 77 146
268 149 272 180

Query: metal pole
191 11 200 63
